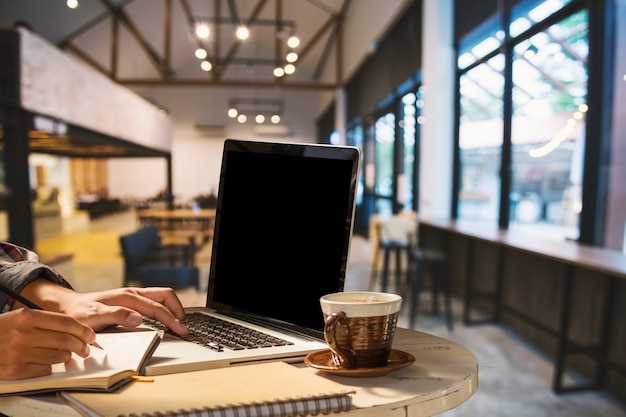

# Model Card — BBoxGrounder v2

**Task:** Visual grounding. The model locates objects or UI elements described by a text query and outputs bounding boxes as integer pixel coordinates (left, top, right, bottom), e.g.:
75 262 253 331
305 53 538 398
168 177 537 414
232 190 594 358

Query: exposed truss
57 0 352 90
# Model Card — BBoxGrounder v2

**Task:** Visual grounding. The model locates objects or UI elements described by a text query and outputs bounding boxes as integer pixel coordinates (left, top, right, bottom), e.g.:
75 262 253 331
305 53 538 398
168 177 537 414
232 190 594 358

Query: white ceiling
1 0 413 150
0 0 412 90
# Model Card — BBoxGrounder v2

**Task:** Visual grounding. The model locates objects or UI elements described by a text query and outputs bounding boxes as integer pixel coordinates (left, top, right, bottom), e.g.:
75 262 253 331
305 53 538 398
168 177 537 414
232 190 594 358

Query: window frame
453 0 612 246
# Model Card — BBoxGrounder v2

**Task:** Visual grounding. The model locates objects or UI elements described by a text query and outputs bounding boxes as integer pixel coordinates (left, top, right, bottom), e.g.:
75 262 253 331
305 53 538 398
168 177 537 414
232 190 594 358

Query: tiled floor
37 210 626 416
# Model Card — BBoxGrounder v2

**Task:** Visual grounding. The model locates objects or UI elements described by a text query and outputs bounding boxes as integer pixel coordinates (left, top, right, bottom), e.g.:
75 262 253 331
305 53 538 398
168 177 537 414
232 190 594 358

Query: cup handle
324 311 357 369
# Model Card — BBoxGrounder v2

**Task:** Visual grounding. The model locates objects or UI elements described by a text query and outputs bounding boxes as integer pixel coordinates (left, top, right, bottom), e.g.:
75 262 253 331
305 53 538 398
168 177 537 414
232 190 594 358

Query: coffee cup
320 291 402 369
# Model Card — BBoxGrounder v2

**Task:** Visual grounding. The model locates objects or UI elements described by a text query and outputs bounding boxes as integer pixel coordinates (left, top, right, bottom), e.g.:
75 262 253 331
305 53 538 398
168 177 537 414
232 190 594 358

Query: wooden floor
34 210 626 416
35 210 209 306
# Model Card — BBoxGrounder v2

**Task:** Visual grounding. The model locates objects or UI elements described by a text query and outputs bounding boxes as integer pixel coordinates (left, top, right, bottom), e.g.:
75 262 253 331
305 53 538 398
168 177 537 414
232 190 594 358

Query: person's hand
0 308 97 380
60 287 189 335
18 280 189 336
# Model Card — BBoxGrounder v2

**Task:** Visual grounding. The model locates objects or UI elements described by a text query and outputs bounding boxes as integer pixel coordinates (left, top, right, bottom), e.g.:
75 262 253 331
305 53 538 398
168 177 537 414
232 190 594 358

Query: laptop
143 139 360 375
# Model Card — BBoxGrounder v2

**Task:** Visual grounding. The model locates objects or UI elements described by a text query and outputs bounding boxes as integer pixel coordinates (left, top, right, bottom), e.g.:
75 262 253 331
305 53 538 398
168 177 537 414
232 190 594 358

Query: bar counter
417 217 626 404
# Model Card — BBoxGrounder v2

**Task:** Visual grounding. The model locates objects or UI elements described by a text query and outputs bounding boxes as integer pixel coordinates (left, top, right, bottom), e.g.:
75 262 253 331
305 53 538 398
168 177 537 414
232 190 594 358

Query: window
458 55 504 223
347 124 365 206
399 92 418 212
455 0 598 243
510 10 588 240
374 112 396 216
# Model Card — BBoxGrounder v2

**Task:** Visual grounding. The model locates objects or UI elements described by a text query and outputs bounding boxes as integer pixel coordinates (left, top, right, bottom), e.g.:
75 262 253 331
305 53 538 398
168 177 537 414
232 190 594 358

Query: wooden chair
369 215 416 293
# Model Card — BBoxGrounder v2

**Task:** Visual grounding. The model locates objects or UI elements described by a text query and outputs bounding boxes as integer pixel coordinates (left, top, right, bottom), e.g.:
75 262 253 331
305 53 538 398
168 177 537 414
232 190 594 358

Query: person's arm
0 242 71 313
1 242 188 335
19 279 188 335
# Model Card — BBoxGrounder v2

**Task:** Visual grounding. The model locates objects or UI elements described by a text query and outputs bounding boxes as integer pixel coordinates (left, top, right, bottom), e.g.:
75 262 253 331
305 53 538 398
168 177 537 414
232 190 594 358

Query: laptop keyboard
143 312 294 352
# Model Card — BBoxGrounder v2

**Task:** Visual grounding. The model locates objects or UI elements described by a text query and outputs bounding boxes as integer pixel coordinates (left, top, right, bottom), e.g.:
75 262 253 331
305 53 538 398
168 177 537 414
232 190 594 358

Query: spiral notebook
59 361 355 417
144 139 360 375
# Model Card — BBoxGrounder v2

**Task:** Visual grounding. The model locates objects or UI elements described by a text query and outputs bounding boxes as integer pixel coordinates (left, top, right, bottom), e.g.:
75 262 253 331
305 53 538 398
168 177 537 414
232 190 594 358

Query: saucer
304 349 415 377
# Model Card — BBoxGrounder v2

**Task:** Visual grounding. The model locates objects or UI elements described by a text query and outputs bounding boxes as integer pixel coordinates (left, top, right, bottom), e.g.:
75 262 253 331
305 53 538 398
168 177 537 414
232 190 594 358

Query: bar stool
407 244 454 331
369 215 416 293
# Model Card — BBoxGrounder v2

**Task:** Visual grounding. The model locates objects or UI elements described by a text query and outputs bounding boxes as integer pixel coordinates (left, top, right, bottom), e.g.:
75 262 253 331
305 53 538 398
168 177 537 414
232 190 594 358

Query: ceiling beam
119 78 339 91
335 0 351 84
218 0 269 77
100 0 173 79
110 11 119 79
297 14 336 63
227 0 240 22
213 0 222 81
164 0 173 75
58 0 345 90
275 0 282 68
314 19 338 81
64 43 109 77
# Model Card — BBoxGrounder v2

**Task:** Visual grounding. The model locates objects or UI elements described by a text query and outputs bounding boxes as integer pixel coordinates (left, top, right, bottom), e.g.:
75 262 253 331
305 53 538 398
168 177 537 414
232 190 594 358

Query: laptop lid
206 139 360 338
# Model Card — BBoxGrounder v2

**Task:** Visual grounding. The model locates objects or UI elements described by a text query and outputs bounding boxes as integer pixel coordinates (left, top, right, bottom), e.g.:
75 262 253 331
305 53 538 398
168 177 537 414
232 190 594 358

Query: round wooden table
0 328 478 416
305 327 478 416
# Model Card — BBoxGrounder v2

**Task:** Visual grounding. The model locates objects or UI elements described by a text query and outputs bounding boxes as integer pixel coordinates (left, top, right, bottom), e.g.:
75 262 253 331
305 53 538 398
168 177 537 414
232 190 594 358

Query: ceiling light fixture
190 17 300 78
235 25 250 40
195 23 210 39
286 52 298 63
287 35 300 48
200 60 212 72
227 98 284 124
195 48 208 59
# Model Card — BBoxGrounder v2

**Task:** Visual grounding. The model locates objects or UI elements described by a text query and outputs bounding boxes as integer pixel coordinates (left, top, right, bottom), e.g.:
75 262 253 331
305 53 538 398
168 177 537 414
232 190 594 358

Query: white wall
108 158 167 201
19 28 173 153
107 87 321 202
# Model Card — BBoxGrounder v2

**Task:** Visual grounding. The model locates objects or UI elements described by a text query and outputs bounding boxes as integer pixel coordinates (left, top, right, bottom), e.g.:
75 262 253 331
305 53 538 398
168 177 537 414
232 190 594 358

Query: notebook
60 361 354 417
143 139 360 375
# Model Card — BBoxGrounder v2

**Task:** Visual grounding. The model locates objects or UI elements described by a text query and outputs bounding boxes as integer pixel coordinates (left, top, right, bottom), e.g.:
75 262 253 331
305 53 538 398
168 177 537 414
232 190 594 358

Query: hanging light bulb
270 114 281 124
195 48 208 59
255 114 265 124
287 35 300 48
67 0 79 9
228 108 238 118
200 60 212 72
286 52 298 63
237 114 247 123
284 64 295 75
235 25 250 40
195 23 210 39
273 67 285 77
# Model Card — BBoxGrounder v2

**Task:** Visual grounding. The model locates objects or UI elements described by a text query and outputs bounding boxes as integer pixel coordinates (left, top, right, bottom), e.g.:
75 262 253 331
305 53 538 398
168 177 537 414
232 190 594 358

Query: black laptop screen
206 140 359 334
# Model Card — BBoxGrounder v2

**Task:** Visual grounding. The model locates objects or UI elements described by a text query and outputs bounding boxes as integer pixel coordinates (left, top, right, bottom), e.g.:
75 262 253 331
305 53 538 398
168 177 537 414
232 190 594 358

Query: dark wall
454 0 498 41
316 101 335 144
345 0 423 121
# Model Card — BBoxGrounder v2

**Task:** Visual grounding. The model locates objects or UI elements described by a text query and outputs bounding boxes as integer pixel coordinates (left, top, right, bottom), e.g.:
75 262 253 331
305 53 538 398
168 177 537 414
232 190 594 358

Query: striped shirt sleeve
0 242 72 313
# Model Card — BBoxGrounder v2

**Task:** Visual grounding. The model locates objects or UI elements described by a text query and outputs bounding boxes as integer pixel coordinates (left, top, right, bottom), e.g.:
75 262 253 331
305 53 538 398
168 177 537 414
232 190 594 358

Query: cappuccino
320 291 402 369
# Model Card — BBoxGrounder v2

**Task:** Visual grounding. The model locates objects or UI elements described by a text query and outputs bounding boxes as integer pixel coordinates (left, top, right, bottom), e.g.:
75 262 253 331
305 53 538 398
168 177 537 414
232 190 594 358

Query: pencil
0 282 104 350
0 282 42 309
